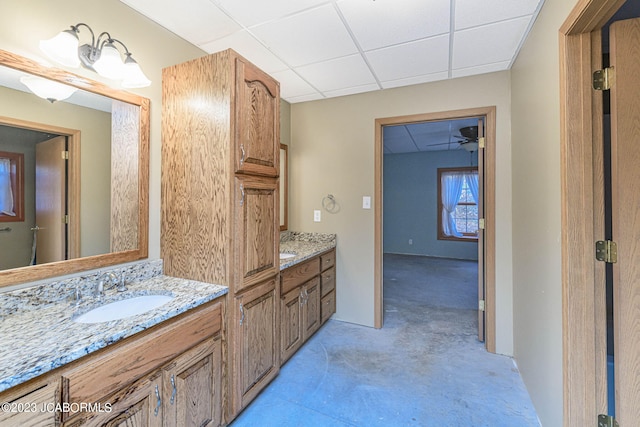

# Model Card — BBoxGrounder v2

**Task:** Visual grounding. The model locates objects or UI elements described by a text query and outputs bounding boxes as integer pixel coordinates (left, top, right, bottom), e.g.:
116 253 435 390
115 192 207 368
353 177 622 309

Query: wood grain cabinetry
62 301 223 427
280 249 336 364
0 378 61 427
162 48 280 420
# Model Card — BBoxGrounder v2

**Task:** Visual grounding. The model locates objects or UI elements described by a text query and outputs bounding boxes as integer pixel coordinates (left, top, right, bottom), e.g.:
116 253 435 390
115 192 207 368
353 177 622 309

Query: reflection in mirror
280 144 288 231
0 49 149 288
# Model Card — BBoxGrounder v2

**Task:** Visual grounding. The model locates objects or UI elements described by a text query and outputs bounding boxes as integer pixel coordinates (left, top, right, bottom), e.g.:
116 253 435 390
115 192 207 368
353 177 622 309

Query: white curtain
441 172 464 237
466 171 479 204
0 158 15 216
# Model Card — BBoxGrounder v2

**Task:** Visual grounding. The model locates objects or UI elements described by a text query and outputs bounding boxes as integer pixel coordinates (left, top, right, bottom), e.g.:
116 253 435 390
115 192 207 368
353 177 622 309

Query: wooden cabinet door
302 277 321 342
162 338 222 427
234 176 278 292
233 278 279 411
280 286 303 363
63 371 163 427
234 56 280 177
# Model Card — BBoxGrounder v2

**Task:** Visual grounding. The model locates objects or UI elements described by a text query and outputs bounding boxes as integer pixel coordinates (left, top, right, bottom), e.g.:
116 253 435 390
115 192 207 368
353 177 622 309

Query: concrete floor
230 254 539 426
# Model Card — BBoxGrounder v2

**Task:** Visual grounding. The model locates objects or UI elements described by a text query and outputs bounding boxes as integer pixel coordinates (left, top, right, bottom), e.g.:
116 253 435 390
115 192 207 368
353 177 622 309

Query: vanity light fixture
39 23 151 88
19 75 78 103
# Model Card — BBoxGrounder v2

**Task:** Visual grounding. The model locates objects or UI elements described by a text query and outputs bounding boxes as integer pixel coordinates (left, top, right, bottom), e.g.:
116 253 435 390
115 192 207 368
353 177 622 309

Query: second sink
73 294 174 323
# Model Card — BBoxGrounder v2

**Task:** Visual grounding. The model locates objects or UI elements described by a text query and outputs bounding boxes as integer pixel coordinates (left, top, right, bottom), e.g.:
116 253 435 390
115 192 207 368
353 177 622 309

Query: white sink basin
73 294 174 323
279 253 296 260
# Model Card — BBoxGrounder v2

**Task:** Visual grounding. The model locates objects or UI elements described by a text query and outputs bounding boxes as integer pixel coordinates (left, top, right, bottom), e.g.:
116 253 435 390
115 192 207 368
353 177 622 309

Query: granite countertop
279 231 337 270
0 260 227 393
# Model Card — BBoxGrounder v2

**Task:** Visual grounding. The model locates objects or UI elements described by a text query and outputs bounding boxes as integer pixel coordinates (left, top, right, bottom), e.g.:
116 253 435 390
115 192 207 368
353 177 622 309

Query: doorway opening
374 106 496 353
0 117 80 270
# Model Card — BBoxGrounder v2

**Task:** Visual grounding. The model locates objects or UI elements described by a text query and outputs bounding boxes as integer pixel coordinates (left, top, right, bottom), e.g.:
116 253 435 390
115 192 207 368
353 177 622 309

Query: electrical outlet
409 239 413 245
314 210 321 222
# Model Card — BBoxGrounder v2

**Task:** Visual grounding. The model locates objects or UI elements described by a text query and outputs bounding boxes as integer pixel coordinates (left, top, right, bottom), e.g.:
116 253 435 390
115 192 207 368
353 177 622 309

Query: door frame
560 0 626 425
0 115 81 259
374 106 496 353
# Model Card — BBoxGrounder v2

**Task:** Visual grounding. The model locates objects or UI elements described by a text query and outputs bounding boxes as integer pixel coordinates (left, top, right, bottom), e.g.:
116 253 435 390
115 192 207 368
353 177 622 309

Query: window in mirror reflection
0 150 24 222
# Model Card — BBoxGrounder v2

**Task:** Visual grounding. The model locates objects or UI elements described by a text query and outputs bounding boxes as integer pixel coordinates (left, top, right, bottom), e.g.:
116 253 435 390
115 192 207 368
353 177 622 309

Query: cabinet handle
239 303 245 325
154 384 162 417
240 184 245 206
240 143 245 165
170 374 177 405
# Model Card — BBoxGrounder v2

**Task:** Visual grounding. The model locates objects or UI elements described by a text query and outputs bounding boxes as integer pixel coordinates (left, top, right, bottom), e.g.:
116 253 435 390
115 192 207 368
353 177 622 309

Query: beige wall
511 0 577 424
0 0 206 265
290 71 514 355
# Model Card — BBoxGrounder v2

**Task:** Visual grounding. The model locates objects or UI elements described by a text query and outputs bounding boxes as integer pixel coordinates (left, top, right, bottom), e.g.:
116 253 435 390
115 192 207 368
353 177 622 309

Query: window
437 167 478 241
0 151 24 222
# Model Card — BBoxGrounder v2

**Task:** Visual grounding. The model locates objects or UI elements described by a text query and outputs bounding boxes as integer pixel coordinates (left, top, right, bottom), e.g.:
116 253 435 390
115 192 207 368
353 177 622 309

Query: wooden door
234 56 280 177
162 338 221 427
63 371 163 427
609 16 640 424
280 286 303 364
234 175 279 292
302 277 321 341
233 278 279 411
35 135 66 264
477 118 485 342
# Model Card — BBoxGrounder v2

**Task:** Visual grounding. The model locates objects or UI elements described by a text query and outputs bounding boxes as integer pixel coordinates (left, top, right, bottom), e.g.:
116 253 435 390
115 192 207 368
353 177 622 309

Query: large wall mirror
0 49 149 288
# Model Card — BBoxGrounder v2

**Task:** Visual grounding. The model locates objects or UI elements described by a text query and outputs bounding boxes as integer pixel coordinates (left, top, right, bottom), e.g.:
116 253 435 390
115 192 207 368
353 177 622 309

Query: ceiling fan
429 125 479 152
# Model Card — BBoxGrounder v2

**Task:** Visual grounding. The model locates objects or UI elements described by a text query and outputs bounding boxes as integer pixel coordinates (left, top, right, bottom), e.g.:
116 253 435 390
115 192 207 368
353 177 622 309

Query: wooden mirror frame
280 143 288 231
0 49 149 287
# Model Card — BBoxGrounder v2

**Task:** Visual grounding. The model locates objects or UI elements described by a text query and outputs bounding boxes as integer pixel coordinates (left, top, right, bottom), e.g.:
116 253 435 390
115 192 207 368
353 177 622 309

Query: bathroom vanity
0 261 227 426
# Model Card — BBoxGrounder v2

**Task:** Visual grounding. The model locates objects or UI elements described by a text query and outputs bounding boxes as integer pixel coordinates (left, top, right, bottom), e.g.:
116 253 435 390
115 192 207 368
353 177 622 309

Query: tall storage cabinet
161 49 280 421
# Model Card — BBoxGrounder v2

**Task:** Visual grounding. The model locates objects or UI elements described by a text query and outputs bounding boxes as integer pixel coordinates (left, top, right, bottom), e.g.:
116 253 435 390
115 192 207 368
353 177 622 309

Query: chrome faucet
95 271 128 297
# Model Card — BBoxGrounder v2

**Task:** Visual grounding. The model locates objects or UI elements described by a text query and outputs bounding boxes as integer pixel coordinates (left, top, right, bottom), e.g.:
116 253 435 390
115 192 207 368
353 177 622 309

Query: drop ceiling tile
366 35 449 82
214 0 327 28
336 0 450 51
455 0 542 30
120 0 240 45
323 83 381 99
384 125 411 139
251 4 358 67
286 93 325 103
380 71 449 89
451 61 511 78
383 135 419 154
295 55 376 92
199 30 289 74
452 17 530 69
270 69 317 100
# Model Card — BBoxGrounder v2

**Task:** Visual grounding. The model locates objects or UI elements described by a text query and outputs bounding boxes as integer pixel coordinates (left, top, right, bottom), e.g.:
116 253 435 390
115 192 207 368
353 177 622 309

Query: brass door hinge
596 240 617 263
593 67 614 91
478 218 485 230
61 150 69 160
598 414 619 427
478 137 485 149
64 215 69 224
479 300 485 311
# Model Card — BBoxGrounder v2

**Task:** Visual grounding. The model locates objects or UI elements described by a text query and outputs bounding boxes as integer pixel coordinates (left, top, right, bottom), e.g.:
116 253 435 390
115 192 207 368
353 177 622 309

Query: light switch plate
314 210 321 222
362 196 371 209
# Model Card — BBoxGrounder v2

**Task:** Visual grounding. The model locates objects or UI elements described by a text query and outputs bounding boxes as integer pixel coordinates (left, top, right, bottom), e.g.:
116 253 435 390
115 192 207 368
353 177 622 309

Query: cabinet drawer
0 380 60 426
320 266 335 297
320 250 335 271
321 291 336 324
281 257 320 295
63 302 222 409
